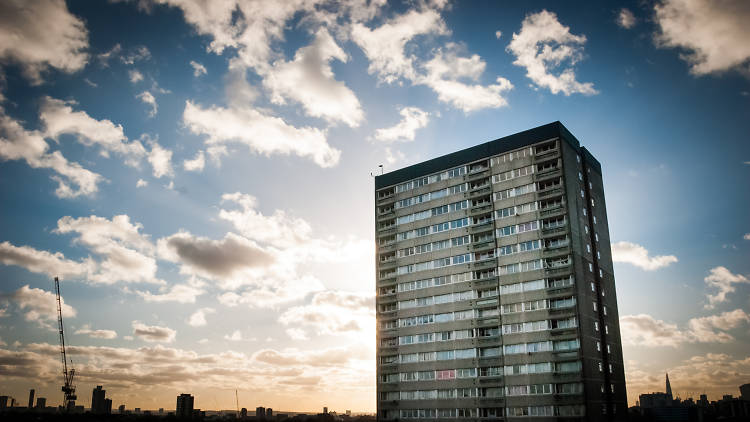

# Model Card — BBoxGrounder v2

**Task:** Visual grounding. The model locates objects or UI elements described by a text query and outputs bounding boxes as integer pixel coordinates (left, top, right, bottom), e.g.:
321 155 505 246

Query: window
593 301 598 311
605 325 609 334
593 215 597 224
585 225 589 234
596 341 601 352
589 262 594 272
594 321 599 332
581 189 585 198
587 244 591 253
598 362 603 372
578 172 583 181
607 344 611 354
583 207 587 216
609 363 614 373
591 282 596 292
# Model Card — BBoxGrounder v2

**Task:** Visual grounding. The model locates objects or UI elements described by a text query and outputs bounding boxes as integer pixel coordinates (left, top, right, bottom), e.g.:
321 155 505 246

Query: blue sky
1 0 749 412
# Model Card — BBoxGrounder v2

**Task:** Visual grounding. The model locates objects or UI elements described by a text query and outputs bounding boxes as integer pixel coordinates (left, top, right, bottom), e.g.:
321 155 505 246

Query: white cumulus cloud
187 307 215 327
507 10 598 95
183 100 340 168
373 107 429 142
0 0 89 84
263 28 363 127
183 150 205 172
189 60 207 77
75 324 117 339
704 266 749 309
654 0 750 76
617 8 637 29
132 321 176 343
611 241 678 270
137 91 158 117
0 285 76 330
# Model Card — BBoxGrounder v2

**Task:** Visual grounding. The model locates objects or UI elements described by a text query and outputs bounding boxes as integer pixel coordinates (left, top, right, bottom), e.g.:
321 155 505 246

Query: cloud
278 290 374 338
263 28 363 127
0 0 88 84
157 231 276 281
40 97 146 165
189 60 206 77
187 307 215 327
147 141 173 178
132 321 176 343
351 8 449 83
75 324 117 339
704 266 749 309
617 8 637 29
372 107 429 143
216 276 324 310
136 283 204 304
55 214 161 285
0 108 103 198
0 241 90 278
744 233 750 240
137 91 158 117
654 0 750 76
611 241 678 270
218 192 313 248
136 178 148 188
418 45 513 112
495 30 502 39
224 330 243 341
0 285 76 329
507 10 598 95
122 46 151 65
620 309 750 347
183 150 205 172
129 69 144 83
183 100 340 168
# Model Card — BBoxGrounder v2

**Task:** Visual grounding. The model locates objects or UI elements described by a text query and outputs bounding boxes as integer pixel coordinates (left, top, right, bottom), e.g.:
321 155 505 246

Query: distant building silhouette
323 407 328 415
27 389 34 409
176 394 194 418
0 396 8 410
241 407 247 418
91 385 110 414
118 404 125 414
267 408 273 417
256 406 266 418
741 383 750 400
35 397 46 409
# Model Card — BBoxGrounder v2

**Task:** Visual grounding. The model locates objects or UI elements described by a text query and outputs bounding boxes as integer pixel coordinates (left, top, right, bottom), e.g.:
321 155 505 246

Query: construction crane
235 389 239 419
54 276 77 411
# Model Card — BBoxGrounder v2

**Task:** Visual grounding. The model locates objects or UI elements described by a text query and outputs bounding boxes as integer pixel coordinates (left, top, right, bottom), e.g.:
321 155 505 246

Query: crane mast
55 276 77 411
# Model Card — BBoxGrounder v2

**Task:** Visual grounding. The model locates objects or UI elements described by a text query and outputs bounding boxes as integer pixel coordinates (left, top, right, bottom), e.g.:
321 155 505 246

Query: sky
0 0 749 413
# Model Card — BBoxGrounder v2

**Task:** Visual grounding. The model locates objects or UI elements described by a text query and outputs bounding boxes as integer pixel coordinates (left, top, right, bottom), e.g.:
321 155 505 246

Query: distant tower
91 386 106 414
666 373 673 398
28 389 35 409
176 394 194 418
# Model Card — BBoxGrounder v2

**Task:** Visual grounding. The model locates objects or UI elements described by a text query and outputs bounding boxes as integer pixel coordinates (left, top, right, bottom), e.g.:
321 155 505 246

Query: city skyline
1 0 749 413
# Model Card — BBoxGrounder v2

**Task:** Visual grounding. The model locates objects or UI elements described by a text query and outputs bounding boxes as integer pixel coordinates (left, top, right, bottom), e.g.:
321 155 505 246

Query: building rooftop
374 121 601 190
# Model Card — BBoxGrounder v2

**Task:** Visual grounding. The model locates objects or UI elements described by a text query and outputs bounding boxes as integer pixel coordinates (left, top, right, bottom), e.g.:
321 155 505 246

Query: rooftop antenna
370 164 384 177
55 276 77 411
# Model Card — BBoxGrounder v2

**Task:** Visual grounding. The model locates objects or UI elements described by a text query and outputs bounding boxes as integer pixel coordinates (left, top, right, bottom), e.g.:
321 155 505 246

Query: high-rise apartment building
375 122 627 421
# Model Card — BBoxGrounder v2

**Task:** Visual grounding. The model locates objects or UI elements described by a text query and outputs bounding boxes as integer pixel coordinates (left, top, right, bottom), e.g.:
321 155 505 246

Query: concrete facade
375 122 627 421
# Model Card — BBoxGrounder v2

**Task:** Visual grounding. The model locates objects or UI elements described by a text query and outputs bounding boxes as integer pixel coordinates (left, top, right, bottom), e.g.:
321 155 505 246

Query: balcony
537 187 563 199
470 221 494 233
467 168 490 180
472 259 496 270
471 204 493 214
541 225 568 237
536 168 562 182
535 146 560 160
539 203 566 217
